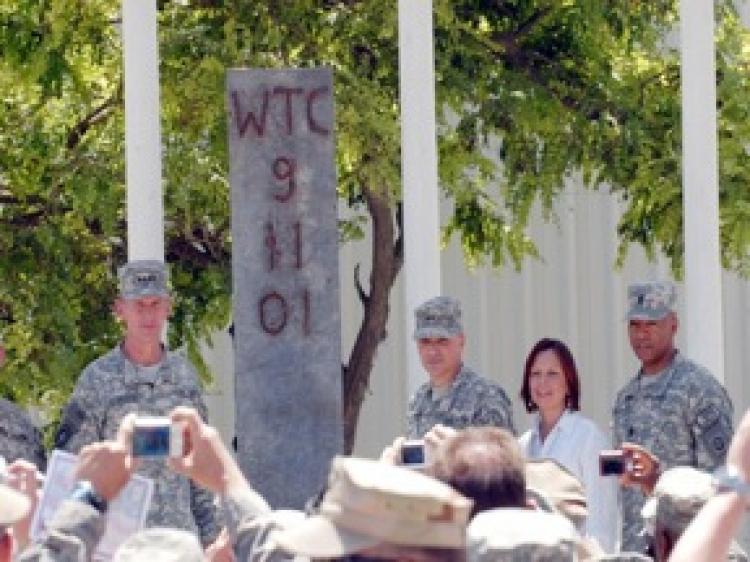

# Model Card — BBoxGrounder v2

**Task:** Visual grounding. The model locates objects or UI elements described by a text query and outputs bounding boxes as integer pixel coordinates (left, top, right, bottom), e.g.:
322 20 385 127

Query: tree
1 1 748 451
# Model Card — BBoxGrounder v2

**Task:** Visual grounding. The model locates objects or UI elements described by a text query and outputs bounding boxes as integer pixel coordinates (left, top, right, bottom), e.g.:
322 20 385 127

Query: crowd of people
0 261 746 561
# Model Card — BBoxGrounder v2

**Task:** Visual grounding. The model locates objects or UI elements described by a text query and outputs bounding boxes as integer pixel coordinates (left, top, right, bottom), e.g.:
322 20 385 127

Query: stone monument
227 68 342 508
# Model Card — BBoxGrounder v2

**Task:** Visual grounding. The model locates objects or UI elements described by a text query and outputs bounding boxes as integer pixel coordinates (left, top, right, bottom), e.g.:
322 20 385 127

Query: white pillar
122 0 164 261
398 0 441 397
680 1 724 381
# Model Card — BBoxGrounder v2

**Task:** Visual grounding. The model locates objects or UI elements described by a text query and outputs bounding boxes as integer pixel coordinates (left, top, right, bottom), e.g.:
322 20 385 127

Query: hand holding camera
600 443 660 494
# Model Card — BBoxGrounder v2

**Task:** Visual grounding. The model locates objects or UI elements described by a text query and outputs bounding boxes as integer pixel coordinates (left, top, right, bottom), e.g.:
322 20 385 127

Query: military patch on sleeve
696 403 731 459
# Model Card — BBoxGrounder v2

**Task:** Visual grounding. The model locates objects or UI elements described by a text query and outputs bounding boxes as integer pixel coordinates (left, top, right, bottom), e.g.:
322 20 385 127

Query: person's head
626 282 678 375
641 467 719 562
431 427 526 516
0 482 30 562
467 508 579 562
270 456 472 562
414 297 465 386
114 260 172 345
520 338 580 414
114 527 203 562
524 459 588 534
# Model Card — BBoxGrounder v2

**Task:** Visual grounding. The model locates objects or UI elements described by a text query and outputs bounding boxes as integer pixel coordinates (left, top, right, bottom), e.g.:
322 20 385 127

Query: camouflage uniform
467 508 580 562
55 345 220 545
0 398 46 470
407 364 515 438
613 352 732 552
407 296 515 438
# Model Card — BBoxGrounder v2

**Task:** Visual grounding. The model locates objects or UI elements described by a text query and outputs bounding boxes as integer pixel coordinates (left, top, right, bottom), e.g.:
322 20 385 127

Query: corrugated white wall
204 181 750 460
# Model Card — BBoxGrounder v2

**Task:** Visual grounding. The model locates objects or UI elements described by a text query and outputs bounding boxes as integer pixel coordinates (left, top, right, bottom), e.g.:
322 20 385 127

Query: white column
680 1 724 381
122 0 164 261
398 0 441 397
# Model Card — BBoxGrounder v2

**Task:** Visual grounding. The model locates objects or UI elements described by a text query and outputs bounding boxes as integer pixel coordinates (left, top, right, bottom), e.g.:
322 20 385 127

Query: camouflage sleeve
473 387 516 436
406 389 422 438
17 500 105 562
54 372 103 453
690 381 734 471
191 480 221 546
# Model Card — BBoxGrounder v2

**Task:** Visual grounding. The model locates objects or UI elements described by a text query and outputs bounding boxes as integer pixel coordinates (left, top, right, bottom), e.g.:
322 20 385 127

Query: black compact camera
599 449 626 476
401 439 426 468
132 417 183 458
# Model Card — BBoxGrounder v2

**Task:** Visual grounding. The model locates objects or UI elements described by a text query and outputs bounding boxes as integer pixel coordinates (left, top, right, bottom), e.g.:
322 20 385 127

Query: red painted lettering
271 157 297 202
259 291 288 335
231 89 270 138
273 86 304 135
307 86 330 136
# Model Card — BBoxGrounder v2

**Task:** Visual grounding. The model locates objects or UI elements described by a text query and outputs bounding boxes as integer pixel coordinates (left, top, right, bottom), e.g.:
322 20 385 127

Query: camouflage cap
118 260 170 300
467 508 579 562
640 466 713 537
595 554 653 562
414 296 463 339
270 456 473 558
113 527 203 562
627 281 676 321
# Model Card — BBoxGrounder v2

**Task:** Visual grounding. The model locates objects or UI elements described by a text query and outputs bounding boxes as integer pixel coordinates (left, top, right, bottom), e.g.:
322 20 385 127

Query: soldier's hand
76 440 136 502
620 442 660 494
168 406 247 495
6 459 40 550
727 410 750 482
205 527 235 562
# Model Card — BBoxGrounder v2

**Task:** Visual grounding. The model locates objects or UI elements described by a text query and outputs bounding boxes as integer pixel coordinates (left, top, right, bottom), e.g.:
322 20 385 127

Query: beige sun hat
270 456 473 558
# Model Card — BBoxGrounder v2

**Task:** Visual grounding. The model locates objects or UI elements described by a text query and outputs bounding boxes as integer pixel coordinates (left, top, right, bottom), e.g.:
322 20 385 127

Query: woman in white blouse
518 338 618 552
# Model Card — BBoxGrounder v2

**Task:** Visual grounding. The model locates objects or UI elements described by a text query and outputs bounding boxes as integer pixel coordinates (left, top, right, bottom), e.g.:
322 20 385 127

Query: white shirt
519 410 619 552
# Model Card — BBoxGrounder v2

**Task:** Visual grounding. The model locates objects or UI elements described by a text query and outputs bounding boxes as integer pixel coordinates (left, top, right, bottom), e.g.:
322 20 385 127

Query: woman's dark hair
519 338 580 413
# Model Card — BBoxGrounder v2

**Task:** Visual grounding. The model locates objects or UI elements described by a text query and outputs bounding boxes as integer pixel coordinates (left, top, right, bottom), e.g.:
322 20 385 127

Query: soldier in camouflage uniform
613 281 733 553
407 296 515 438
54 260 220 545
467 507 580 562
0 342 46 471
640 466 747 562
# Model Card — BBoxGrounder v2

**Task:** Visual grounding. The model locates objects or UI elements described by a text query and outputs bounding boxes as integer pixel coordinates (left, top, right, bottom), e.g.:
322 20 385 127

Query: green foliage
1 0 749 435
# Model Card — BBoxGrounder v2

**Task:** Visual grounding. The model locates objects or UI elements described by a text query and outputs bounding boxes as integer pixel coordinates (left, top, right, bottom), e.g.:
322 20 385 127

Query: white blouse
519 410 619 553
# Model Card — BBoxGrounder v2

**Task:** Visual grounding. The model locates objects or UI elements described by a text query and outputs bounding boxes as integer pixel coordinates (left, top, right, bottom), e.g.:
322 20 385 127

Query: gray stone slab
227 68 342 508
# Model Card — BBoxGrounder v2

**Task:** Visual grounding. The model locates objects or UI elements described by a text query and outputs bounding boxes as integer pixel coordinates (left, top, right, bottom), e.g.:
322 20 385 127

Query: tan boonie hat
414 296 463 339
113 527 203 562
467 508 579 562
641 466 713 536
118 260 170 299
0 482 30 528
627 281 676 321
525 459 588 528
270 456 473 558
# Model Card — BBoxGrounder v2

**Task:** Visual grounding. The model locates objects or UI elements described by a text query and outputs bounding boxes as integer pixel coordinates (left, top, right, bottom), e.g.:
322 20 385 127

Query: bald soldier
407 296 515 438
613 281 733 553
55 260 220 545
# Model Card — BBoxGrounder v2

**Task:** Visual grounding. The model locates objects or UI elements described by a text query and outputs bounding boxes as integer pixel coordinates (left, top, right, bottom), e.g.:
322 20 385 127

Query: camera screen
599 455 625 476
132 425 171 458
402 444 425 465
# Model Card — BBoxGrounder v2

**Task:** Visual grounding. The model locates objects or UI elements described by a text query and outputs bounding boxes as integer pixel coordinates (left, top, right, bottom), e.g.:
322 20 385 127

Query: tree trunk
342 186 402 453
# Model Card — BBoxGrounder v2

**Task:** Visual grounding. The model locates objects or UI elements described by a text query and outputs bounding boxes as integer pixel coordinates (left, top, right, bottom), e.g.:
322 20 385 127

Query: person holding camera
54 260 220 545
613 281 734 553
518 338 618 552
407 296 515 439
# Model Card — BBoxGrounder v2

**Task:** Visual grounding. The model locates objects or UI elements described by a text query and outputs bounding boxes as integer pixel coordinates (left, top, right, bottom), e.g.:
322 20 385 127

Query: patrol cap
0 482 30 528
467 508 579 562
113 527 203 562
270 456 473 558
525 459 588 529
414 296 463 339
641 466 713 536
595 554 653 561
118 260 170 300
627 281 676 321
